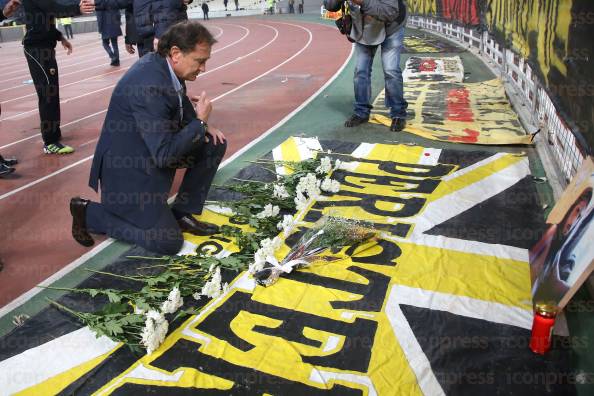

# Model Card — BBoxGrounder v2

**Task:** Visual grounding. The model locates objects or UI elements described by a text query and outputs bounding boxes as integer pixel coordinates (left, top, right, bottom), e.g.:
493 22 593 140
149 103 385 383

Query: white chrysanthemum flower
141 310 169 355
277 214 296 237
315 156 333 174
201 266 223 299
294 191 309 211
272 183 289 199
249 237 281 274
192 292 201 300
160 287 184 314
296 173 321 200
256 203 280 219
321 178 341 193
334 159 342 170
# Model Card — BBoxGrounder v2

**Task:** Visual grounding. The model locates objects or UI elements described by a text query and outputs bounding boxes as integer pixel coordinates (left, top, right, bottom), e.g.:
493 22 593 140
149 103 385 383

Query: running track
0 18 352 307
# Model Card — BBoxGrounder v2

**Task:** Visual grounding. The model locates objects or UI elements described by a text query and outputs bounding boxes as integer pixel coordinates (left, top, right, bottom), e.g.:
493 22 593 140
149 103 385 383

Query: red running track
0 18 352 307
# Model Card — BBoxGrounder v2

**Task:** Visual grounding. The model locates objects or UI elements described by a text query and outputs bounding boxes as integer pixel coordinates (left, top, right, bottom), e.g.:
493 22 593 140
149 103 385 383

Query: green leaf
105 290 122 303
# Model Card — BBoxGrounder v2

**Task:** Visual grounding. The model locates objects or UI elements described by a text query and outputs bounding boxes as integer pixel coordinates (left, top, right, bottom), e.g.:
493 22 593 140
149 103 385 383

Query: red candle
529 304 557 355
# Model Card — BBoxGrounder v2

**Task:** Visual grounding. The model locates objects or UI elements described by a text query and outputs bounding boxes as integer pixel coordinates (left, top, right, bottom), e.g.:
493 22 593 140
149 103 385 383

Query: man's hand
153 37 159 50
191 91 212 122
125 43 136 54
206 126 226 145
2 0 22 18
61 38 73 55
79 0 95 14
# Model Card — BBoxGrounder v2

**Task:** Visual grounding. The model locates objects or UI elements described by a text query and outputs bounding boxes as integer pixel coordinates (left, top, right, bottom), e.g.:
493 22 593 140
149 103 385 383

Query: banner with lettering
371 79 536 145
0 138 574 395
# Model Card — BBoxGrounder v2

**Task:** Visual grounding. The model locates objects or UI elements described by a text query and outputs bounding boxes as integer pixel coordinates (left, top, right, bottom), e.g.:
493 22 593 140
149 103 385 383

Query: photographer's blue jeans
353 28 407 120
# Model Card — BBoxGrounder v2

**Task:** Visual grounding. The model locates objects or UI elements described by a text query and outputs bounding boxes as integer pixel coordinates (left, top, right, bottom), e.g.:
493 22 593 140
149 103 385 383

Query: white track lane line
0 23 266 147
0 40 101 70
0 44 125 79
0 25 225 83
0 25 228 105
0 23 354 319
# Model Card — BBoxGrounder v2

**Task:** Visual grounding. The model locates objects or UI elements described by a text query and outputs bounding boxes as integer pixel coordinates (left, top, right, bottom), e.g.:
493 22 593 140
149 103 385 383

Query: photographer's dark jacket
324 0 406 45
22 0 81 48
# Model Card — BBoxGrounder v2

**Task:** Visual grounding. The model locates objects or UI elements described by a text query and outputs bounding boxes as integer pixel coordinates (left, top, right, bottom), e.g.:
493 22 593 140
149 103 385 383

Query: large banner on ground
407 0 594 153
0 138 575 395
403 33 465 53
403 56 465 82
371 78 535 145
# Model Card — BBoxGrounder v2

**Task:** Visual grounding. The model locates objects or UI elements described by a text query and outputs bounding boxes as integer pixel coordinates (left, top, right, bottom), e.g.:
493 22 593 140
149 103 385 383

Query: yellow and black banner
0 138 575 395
403 34 464 54
371 78 535 145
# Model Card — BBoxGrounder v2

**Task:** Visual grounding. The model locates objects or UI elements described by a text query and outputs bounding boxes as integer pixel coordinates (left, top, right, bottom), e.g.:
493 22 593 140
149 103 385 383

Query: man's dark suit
87 52 226 254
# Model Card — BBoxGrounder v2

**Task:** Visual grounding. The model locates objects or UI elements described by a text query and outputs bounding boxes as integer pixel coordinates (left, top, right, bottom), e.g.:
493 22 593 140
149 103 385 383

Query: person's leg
24 47 67 150
352 43 377 120
86 202 184 255
102 38 115 61
137 35 154 58
111 37 120 65
171 139 227 216
381 28 407 120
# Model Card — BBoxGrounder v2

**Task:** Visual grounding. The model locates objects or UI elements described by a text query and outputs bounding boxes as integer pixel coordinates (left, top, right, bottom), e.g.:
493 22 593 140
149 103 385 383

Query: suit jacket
89 53 206 229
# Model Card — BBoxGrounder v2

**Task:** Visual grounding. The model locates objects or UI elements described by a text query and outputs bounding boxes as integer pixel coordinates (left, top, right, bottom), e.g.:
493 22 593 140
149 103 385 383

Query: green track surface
1 15 590 395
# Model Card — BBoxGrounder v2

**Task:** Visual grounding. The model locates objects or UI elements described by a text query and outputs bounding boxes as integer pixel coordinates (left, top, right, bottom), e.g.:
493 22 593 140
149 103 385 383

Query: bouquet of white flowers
252 216 377 286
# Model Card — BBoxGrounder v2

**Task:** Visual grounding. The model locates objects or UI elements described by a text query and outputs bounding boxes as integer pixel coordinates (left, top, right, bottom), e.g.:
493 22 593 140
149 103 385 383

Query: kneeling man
71 21 227 255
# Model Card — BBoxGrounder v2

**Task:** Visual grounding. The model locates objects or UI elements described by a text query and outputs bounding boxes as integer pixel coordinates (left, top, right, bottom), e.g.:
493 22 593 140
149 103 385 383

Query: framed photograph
530 157 594 309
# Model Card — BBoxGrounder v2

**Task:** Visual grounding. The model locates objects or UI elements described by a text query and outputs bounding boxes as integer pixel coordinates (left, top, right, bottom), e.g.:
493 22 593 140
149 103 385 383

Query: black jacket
97 0 191 40
22 0 81 47
97 8 122 39
0 10 5 21
151 0 193 39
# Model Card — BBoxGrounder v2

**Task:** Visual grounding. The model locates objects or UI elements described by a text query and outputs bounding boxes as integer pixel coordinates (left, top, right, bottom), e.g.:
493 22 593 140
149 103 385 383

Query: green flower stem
85 269 145 281
126 256 170 261
47 298 84 319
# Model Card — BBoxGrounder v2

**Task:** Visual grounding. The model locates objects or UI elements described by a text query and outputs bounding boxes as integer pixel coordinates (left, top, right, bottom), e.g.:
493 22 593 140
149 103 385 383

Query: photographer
325 0 407 132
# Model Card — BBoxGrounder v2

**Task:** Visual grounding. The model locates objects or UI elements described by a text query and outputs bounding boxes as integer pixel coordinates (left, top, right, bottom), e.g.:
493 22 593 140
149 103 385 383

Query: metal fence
408 16 585 185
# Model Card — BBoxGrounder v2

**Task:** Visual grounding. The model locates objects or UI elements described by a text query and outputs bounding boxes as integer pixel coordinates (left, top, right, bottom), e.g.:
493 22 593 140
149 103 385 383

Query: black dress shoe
70 197 95 247
177 215 219 236
344 114 369 127
390 118 406 132
110 59 120 67
0 162 15 177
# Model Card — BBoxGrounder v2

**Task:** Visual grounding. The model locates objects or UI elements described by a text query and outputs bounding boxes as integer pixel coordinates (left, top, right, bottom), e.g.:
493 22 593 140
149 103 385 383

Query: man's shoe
344 114 369 128
0 154 17 166
110 59 120 67
177 215 219 236
2 158 18 166
44 142 75 155
390 118 406 132
0 162 15 177
70 197 95 247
